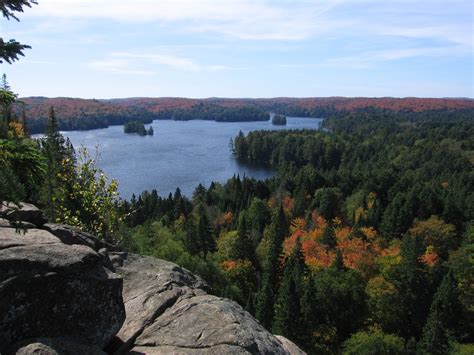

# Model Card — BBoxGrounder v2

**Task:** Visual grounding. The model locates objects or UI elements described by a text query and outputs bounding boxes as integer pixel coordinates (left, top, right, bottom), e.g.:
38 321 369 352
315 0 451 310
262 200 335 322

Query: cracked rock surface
0 227 125 352
113 254 305 354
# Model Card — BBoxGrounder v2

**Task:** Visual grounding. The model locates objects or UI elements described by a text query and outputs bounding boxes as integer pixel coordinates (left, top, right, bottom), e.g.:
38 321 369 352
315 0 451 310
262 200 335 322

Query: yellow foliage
8 122 25 138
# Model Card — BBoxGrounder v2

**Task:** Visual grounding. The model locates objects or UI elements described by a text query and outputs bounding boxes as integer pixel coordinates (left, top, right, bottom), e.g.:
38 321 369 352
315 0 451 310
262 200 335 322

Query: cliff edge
0 202 305 355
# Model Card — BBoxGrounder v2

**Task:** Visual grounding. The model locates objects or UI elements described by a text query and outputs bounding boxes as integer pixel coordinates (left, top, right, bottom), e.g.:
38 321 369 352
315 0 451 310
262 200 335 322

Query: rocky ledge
0 202 305 355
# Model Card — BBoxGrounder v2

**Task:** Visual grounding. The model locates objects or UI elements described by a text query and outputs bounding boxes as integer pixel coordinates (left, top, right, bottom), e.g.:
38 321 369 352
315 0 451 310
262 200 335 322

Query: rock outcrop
0 203 305 354
0 228 125 352
7 338 106 355
1 201 47 227
110 254 304 354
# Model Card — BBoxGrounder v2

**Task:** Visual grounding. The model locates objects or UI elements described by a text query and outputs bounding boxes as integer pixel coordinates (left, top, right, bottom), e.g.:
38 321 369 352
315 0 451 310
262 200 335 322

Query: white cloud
17 0 470 53
88 58 155 75
324 46 469 69
112 52 201 71
26 0 345 41
88 52 238 74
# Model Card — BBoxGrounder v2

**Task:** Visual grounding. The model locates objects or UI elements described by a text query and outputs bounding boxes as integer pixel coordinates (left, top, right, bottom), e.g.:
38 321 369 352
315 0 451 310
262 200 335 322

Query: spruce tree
233 213 255 262
196 205 214 256
273 237 306 341
394 234 431 339
300 272 318 348
256 205 288 329
419 271 460 355
40 106 74 221
320 224 337 249
332 248 346 271
1 1 38 64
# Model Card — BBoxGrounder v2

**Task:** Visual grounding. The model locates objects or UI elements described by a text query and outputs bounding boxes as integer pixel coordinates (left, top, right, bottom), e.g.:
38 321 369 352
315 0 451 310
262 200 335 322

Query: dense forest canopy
17 96 474 134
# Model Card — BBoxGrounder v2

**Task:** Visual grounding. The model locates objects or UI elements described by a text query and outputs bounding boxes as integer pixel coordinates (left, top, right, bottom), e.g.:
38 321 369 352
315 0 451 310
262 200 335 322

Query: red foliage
19 96 474 123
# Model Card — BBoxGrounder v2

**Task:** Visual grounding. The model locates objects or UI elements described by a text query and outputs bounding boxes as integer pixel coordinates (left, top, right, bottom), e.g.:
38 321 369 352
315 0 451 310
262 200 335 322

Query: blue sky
1 0 473 98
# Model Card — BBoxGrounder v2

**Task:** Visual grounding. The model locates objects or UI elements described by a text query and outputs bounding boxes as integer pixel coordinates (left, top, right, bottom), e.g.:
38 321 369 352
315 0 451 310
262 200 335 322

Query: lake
59 117 323 199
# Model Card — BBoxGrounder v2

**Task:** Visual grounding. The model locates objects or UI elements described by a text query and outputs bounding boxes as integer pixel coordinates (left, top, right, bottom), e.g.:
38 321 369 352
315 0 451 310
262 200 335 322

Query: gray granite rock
42 223 118 252
0 227 125 352
113 254 306 355
0 201 47 227
7 337 106 355
275 336 307 355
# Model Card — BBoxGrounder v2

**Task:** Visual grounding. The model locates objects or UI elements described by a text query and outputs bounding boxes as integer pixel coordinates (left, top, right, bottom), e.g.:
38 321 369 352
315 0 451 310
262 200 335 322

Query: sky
1 0 473 98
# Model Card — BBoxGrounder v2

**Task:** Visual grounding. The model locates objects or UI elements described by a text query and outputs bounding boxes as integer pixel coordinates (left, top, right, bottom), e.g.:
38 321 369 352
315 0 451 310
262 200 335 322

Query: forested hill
18 96 474 133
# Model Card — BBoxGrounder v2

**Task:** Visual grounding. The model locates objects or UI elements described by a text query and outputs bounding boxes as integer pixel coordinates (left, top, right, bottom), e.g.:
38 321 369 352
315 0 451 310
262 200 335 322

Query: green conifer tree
419 271 460 355
256 205 288 329
273 237 306 342
233 213 255 262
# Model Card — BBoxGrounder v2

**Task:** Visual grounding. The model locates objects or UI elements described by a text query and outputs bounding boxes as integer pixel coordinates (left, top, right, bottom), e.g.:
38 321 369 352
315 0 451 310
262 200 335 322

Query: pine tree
196 205 214 256
300 272 318 348
1 1 38 64
320 224 337 249
256 205 288 329
233 213 255 262
273 237 306 341
40 106 74 221
332 248 346 271
419 271 460 355
394 234 431 339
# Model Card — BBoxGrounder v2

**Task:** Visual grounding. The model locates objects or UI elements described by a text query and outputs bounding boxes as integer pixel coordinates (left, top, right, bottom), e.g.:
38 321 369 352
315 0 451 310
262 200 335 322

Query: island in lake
124 120 154 136
272 114 287 125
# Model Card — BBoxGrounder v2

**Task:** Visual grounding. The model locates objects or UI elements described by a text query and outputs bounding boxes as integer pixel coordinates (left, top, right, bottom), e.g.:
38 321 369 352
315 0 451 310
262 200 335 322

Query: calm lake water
58 117 322 199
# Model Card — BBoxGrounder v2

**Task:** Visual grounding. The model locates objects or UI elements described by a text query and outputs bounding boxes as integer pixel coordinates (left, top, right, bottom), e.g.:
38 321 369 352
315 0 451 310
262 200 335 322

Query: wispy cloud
324 46 468 69
112 52 201 71
88 52 240 74
88 58 156 75
25 0 472 47
26 0 344 41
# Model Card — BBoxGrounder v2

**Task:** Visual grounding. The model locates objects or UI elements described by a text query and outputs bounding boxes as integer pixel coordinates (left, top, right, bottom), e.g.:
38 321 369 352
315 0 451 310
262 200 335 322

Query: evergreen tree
332 248 346 271
196 205 214 256
40 107 74 220
256 205 288 329
273 237 306 342
320 224 337 249
393 234 432 339
300 272 318 348
233 213 255 262
0 74 17 129
419 271 461 354
1 1 38 64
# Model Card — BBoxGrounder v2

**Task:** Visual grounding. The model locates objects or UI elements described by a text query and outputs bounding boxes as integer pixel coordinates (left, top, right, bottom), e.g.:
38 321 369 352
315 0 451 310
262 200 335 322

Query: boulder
0 227 125 352
113 254 306 354
42 223 118 252
6 338 106 355
275 336 307 355
0 202 47 227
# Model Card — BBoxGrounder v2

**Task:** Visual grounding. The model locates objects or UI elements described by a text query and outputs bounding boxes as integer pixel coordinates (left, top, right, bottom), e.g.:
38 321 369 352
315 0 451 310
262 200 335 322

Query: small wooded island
124 120 154 136
272 114 287 125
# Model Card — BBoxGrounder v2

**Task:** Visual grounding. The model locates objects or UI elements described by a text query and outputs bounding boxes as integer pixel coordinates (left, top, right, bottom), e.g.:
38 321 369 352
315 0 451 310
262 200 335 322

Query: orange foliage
221 260 238 271
283 214 393 272
360 227 377 240
420 246 439 267
214 211 234 229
